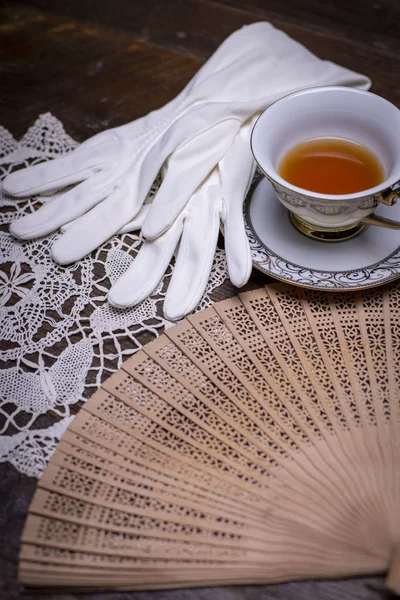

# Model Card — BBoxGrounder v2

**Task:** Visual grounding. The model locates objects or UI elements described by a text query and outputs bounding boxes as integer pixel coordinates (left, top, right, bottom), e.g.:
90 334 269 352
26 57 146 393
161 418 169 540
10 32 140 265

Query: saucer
243 170 400 291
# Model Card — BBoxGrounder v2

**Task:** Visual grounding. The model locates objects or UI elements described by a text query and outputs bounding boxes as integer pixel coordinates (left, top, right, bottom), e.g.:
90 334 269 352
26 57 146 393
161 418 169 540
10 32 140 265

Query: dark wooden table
1 1 400 598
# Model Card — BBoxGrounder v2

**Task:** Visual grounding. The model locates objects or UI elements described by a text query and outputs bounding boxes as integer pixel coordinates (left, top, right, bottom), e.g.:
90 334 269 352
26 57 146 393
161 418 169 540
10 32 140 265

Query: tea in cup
251 86 400 241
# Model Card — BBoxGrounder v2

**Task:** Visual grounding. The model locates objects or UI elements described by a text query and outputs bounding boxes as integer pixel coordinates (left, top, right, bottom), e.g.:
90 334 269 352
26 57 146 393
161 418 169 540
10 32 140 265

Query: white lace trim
0 417 74 478
0 114 228 477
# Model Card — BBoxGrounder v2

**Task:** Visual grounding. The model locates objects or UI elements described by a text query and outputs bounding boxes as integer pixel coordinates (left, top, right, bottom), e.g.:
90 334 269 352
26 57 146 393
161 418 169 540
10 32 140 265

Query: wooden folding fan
19 283 400 593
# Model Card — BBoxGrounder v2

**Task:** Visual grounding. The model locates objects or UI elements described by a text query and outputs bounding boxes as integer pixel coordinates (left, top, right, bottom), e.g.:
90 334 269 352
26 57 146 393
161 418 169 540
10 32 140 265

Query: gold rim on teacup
251 86 400 242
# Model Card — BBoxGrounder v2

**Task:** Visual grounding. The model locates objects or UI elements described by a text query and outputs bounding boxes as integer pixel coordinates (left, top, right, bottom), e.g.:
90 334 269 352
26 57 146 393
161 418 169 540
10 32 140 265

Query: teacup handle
361 185 400 229
380 186 400 206
362 214 400 230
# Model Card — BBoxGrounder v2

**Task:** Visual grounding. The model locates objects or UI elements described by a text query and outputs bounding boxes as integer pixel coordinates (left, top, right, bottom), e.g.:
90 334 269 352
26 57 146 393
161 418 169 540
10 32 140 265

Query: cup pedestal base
290 213 366 242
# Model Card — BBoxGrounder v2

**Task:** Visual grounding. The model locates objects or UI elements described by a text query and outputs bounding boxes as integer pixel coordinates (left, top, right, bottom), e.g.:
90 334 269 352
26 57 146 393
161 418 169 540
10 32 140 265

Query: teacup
251 86 400 241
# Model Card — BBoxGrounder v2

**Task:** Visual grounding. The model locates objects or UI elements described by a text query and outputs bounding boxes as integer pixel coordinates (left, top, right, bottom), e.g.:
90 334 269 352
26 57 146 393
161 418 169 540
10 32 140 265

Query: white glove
108 119 256 321
4 22 370 264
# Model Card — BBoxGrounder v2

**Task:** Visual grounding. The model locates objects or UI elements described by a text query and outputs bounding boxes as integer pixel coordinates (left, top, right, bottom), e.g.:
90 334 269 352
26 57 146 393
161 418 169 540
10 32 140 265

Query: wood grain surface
1 0 399 598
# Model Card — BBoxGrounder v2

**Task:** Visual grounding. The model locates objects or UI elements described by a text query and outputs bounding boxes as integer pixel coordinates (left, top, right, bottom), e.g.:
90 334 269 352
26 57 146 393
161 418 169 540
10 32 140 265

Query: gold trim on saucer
238 169 400 292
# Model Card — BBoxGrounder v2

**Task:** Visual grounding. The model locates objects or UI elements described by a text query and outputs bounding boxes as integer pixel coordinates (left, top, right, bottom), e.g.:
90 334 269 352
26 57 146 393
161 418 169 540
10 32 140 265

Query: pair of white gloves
3 22 370 320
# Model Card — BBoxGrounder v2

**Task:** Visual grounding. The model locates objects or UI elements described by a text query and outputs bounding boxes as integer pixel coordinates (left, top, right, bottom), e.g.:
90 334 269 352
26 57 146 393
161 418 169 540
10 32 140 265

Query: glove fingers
163 185 221 321
3 144 109 197
60 203 150 236
223 203 253 287
220 123 255 287
51 179 147 265
108 218 184 309
114 204 151 235
9 174 109 240
142 119 239 240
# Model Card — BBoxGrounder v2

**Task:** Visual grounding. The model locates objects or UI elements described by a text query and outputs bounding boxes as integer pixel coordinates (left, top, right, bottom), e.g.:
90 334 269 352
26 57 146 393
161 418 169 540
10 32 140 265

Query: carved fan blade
20 283 400 593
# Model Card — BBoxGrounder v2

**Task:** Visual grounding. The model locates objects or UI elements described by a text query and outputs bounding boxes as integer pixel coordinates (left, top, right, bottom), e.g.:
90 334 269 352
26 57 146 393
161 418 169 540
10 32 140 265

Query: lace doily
0 114 229 478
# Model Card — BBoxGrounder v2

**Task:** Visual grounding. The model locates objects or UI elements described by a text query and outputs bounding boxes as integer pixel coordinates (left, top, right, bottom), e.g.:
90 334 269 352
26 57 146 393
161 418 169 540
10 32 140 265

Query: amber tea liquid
278 137 384 195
